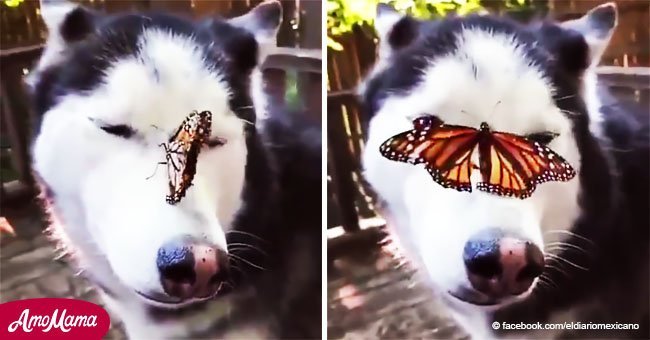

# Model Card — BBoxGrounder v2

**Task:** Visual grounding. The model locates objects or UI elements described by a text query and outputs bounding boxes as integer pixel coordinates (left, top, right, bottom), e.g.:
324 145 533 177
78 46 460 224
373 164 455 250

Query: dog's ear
375 3 420 61
201 1 281 75
228 0 282 60
560 2 617 67
41 0 96 43
28 1 97 86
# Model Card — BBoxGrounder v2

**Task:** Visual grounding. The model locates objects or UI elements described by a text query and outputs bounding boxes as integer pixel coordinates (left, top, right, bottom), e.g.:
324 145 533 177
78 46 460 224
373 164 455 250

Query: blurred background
326 0 648 339
0 0 321 338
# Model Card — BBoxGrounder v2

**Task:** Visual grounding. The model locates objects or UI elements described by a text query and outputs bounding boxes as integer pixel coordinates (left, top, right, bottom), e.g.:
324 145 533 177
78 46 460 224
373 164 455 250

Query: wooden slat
328 95 361 233
277 0 297 47
298 0 322 49
597 66 650 76
0 180 34 206
148 0 192 14
325 90 378 220
0 80 32 185
0 44 42 58
191 0 232 17
262 53 321 73
327 175 343 228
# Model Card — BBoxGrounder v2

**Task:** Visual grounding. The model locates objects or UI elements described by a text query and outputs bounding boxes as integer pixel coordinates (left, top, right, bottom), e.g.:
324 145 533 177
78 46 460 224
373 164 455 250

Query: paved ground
327 236 468 340
4 203 466 340
0 202 126 339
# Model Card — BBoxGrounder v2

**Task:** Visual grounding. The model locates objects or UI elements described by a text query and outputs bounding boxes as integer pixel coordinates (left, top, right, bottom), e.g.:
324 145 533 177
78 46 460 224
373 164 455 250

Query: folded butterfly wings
163 111 213 205
378 117 576 199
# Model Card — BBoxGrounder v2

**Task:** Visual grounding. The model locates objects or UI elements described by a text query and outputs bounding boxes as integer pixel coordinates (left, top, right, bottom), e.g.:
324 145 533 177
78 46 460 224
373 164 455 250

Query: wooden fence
0 0 322 208
326 0 650 238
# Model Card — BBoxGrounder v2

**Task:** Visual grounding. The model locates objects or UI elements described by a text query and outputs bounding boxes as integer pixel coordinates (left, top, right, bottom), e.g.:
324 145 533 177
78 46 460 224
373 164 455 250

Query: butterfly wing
166 142 201 204
165 141 188 204
164 111 213 204
379 122 480 192
171 110 213 144
477 131 576 199
424 144 475 192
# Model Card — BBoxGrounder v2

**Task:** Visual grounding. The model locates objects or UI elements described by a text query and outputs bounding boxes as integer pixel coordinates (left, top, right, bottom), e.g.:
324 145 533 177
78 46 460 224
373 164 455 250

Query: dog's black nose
463 228 544 299
156 235 229 299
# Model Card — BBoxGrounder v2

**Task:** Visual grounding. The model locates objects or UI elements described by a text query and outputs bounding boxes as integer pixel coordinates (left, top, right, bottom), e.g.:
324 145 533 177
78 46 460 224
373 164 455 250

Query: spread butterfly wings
477 131 576 199
379 119 480 192
164 110 212 204
379 118 577 199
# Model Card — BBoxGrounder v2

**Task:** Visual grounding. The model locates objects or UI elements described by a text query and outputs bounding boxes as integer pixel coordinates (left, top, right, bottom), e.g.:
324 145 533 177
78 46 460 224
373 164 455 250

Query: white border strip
321 0 328 337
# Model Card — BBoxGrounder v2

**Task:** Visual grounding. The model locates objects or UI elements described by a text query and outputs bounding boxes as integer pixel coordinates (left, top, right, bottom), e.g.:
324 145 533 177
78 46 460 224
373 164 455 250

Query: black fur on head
31 10 262 131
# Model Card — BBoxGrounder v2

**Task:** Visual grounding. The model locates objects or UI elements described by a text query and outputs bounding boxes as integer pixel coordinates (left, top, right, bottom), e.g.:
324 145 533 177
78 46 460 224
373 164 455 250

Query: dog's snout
156 236 229 299
463 229 544 299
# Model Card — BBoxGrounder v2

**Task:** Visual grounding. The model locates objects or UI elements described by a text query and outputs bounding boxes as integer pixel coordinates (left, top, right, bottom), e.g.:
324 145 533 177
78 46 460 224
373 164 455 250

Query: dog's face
30 0 281 312
361 3 616 310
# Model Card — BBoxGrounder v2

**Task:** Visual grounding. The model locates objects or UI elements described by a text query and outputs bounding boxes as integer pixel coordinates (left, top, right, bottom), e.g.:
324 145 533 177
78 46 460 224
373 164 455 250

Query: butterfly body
163 110 213 205
379 117 576 199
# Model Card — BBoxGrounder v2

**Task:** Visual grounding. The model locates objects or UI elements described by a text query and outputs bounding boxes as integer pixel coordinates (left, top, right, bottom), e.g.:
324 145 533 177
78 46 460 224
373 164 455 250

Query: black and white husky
28 0 321 338
361 2 648 339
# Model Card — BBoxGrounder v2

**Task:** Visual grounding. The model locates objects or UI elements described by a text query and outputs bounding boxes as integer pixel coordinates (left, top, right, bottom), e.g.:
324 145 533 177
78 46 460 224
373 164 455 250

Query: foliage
327 0 530 50
3 0 24 8
285 70 302 111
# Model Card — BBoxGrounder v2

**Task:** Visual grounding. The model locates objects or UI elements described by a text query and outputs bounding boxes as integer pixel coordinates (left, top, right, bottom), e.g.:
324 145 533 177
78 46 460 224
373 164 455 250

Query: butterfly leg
148 142 182 179
159 142 171 153
166 152 183 172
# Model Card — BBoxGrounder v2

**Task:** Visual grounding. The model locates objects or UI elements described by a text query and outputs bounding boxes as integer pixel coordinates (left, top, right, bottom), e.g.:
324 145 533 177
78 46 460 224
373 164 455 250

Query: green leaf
327 0 536 51
327 36 345 51
327 1 341 11
4 0 24 7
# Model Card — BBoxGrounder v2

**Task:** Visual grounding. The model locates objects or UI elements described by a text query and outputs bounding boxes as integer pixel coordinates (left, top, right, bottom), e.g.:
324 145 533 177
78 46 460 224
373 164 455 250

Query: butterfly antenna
491 100 502 116
460 109 483 129
146 162 167 180
146 142 173 180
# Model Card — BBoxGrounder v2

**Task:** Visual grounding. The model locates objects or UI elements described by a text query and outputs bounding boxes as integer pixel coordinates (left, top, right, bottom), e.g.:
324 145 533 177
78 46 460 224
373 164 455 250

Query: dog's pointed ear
375 3 420 60
561 2 617 67
41 0 97 47
229 0 282 49
29 1 97 86
203 0 281 73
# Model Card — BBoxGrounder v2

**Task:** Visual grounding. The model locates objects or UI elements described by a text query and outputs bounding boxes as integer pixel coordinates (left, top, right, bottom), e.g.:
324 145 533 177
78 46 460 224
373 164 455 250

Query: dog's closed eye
99 124 136 138
89 118 135 138
526 132 559 145
206 137 227 148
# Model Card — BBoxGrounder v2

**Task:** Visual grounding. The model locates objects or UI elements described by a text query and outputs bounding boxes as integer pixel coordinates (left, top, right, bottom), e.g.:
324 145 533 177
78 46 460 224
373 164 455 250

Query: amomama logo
0 298 110 339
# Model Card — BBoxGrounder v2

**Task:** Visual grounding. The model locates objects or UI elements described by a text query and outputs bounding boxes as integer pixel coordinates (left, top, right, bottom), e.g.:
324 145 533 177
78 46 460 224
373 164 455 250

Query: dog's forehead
371 16 564 134
37 12 236 131
94 14 227 67
98 13 211 43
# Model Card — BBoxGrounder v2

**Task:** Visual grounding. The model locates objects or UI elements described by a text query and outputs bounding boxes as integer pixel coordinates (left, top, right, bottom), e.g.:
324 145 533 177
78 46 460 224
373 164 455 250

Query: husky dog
360 2 648 339
28 0 321 338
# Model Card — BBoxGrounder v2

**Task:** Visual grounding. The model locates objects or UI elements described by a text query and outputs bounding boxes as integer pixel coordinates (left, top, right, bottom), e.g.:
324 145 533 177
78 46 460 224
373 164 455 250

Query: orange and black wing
171 110 213 145
379 117 480 192
165 111 212 204
424 145 475 192
477 131 576 199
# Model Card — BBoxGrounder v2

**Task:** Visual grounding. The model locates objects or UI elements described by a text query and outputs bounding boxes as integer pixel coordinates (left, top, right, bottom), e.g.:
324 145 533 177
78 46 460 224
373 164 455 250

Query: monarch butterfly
379 116 576 199
161 110 221 205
